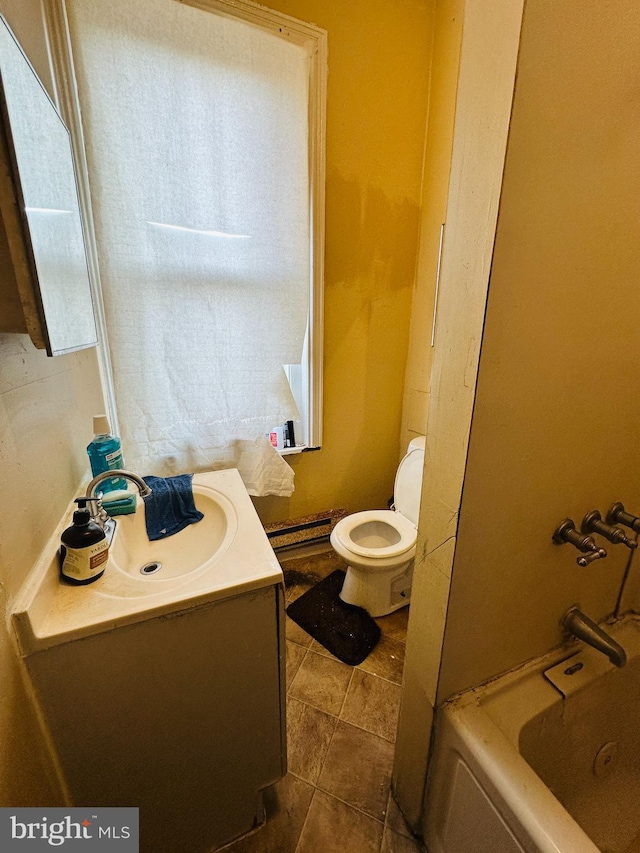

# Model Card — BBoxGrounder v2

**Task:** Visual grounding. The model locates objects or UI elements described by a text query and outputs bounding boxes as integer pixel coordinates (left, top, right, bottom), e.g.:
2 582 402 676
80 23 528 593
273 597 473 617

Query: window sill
279 445 320 456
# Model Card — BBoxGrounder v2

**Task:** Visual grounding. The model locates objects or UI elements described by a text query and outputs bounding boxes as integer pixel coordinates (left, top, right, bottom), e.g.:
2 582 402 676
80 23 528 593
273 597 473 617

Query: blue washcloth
142 474 204 541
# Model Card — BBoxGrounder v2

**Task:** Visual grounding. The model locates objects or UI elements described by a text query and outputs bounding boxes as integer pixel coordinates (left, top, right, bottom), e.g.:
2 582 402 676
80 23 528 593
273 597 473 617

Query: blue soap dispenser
87 414 127 493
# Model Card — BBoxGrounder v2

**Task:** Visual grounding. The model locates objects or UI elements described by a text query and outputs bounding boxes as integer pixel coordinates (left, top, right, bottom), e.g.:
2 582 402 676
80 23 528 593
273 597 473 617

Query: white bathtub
423 615 640 853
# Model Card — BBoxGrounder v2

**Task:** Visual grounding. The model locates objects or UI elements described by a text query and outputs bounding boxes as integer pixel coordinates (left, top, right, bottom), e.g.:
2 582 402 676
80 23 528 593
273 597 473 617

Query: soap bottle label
61 540 109 582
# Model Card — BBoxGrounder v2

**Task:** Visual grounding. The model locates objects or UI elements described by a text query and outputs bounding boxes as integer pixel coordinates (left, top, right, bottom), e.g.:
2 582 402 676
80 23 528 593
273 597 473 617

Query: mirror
0 15 97 356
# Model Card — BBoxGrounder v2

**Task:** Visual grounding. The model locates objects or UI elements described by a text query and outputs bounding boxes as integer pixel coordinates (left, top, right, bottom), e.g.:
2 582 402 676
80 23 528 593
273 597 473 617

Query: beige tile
286 640 307 690
381 825 424 853
281 551 344 602
297 789 384 853
289 649 353 715
284 571 323 604
285 614 314 648
308 638 344 660
376 606 410 643
341 669 402 742
220 774 314 853
358 634 406 684
318 720 394 821
286 698 337 785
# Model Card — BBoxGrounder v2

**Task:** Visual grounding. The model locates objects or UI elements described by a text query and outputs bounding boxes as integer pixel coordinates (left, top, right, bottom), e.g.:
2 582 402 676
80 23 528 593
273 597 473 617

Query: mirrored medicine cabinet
0 14 97 356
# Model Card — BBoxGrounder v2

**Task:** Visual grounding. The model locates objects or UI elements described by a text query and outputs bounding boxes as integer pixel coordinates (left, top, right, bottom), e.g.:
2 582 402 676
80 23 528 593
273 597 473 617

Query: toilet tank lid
394 437 425 526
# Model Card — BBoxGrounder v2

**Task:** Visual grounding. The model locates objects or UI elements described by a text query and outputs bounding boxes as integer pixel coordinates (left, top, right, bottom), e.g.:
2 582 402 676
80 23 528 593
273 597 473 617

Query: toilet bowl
330 436 425 617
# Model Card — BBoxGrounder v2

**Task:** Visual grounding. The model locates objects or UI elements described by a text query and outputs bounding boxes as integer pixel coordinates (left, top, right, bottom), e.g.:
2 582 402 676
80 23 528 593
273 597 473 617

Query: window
49 0 325 486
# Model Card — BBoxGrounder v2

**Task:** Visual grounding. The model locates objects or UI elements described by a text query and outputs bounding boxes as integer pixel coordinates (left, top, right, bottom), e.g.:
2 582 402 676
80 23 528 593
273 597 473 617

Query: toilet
330 436 425 617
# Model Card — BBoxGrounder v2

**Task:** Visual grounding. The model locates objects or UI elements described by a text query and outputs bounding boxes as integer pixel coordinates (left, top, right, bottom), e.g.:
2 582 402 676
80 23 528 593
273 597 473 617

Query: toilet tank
394 436 425 526
408 435 426 453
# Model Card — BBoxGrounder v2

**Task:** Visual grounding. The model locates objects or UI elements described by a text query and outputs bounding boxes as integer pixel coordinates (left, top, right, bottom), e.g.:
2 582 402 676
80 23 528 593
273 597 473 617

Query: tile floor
221 549 424 853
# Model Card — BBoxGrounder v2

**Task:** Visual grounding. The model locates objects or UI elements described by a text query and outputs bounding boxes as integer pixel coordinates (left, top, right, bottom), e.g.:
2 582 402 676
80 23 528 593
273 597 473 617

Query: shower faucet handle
576 548 607 567
552 518 607 566
582 510 637 550
606 502 640 535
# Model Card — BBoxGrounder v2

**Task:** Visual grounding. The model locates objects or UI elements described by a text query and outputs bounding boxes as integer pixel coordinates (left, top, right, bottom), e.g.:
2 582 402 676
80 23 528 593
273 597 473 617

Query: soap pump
60 498 109 585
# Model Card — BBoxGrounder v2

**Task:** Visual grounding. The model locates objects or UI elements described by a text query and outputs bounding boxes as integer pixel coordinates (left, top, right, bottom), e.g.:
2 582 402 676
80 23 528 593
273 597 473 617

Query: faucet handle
75 496 101 509
77 495 109 524
552 518 607 566
577 547 607 567
582 509 637 549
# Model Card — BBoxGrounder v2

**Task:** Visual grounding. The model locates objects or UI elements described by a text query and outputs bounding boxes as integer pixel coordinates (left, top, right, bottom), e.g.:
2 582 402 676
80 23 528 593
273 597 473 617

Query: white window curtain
65 0 310 492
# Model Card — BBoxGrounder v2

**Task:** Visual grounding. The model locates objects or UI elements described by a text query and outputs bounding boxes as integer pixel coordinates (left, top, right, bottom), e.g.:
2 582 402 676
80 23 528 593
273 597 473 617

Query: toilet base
339 560 413 617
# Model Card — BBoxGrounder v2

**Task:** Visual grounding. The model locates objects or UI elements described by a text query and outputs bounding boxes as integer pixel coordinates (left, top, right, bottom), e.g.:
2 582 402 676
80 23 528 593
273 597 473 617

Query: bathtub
423 615 640 853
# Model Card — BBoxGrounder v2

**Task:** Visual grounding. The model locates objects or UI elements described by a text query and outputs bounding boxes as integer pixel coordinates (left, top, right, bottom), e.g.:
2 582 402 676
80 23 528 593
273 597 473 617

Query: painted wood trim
307 14 327 448
393 0 526 833
45 0 130 430
179 0 326 46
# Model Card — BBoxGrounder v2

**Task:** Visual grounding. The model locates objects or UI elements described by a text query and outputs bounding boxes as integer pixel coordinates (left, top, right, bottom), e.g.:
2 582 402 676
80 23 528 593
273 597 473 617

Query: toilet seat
332 509 417 560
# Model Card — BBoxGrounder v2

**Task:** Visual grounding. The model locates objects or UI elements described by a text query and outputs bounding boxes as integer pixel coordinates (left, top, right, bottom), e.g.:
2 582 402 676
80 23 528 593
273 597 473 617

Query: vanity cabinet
24 584 286 853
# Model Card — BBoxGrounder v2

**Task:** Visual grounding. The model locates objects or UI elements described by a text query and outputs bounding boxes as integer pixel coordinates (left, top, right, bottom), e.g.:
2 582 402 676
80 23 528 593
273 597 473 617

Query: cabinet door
26 586 285 852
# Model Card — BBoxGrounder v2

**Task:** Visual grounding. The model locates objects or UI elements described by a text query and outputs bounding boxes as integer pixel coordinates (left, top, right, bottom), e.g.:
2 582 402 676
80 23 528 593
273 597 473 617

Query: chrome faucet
562 607 627 668
86 468 152 500
85 469 152 534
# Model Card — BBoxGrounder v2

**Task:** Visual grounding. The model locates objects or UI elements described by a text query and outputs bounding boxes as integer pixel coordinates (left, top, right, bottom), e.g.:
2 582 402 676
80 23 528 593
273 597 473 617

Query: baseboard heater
264 509 347 551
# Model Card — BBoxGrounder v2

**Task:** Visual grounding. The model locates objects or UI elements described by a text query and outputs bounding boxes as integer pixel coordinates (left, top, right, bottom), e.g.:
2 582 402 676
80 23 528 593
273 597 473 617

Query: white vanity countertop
11 468 283 655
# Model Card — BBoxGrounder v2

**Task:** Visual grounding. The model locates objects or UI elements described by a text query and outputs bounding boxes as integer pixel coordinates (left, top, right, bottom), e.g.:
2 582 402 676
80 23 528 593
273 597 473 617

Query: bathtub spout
562 607 627 667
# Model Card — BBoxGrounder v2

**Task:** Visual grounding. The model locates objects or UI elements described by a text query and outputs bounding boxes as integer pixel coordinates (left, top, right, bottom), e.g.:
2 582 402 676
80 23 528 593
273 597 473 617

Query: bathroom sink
11 468 283 653
109 484 237 580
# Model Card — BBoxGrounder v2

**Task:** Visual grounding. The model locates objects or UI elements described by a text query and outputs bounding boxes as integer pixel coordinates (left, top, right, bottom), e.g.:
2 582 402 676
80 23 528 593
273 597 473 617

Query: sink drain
140 561 162 576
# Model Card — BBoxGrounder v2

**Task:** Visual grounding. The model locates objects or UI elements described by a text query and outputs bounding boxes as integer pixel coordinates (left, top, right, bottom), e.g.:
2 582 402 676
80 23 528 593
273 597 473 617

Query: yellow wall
401 0 463 448
252 0 434 524
437 0 640 702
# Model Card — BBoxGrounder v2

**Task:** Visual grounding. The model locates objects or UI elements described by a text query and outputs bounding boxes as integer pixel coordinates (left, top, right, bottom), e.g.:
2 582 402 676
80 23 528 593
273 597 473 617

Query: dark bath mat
285 569 380 666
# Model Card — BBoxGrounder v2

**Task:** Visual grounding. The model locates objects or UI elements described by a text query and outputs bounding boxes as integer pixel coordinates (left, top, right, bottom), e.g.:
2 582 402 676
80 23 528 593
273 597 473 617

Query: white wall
0 0 103 805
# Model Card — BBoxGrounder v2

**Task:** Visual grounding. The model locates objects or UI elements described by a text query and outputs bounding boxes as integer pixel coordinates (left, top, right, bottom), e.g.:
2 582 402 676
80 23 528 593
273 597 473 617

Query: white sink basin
11 468 283 653
110 484 236 580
